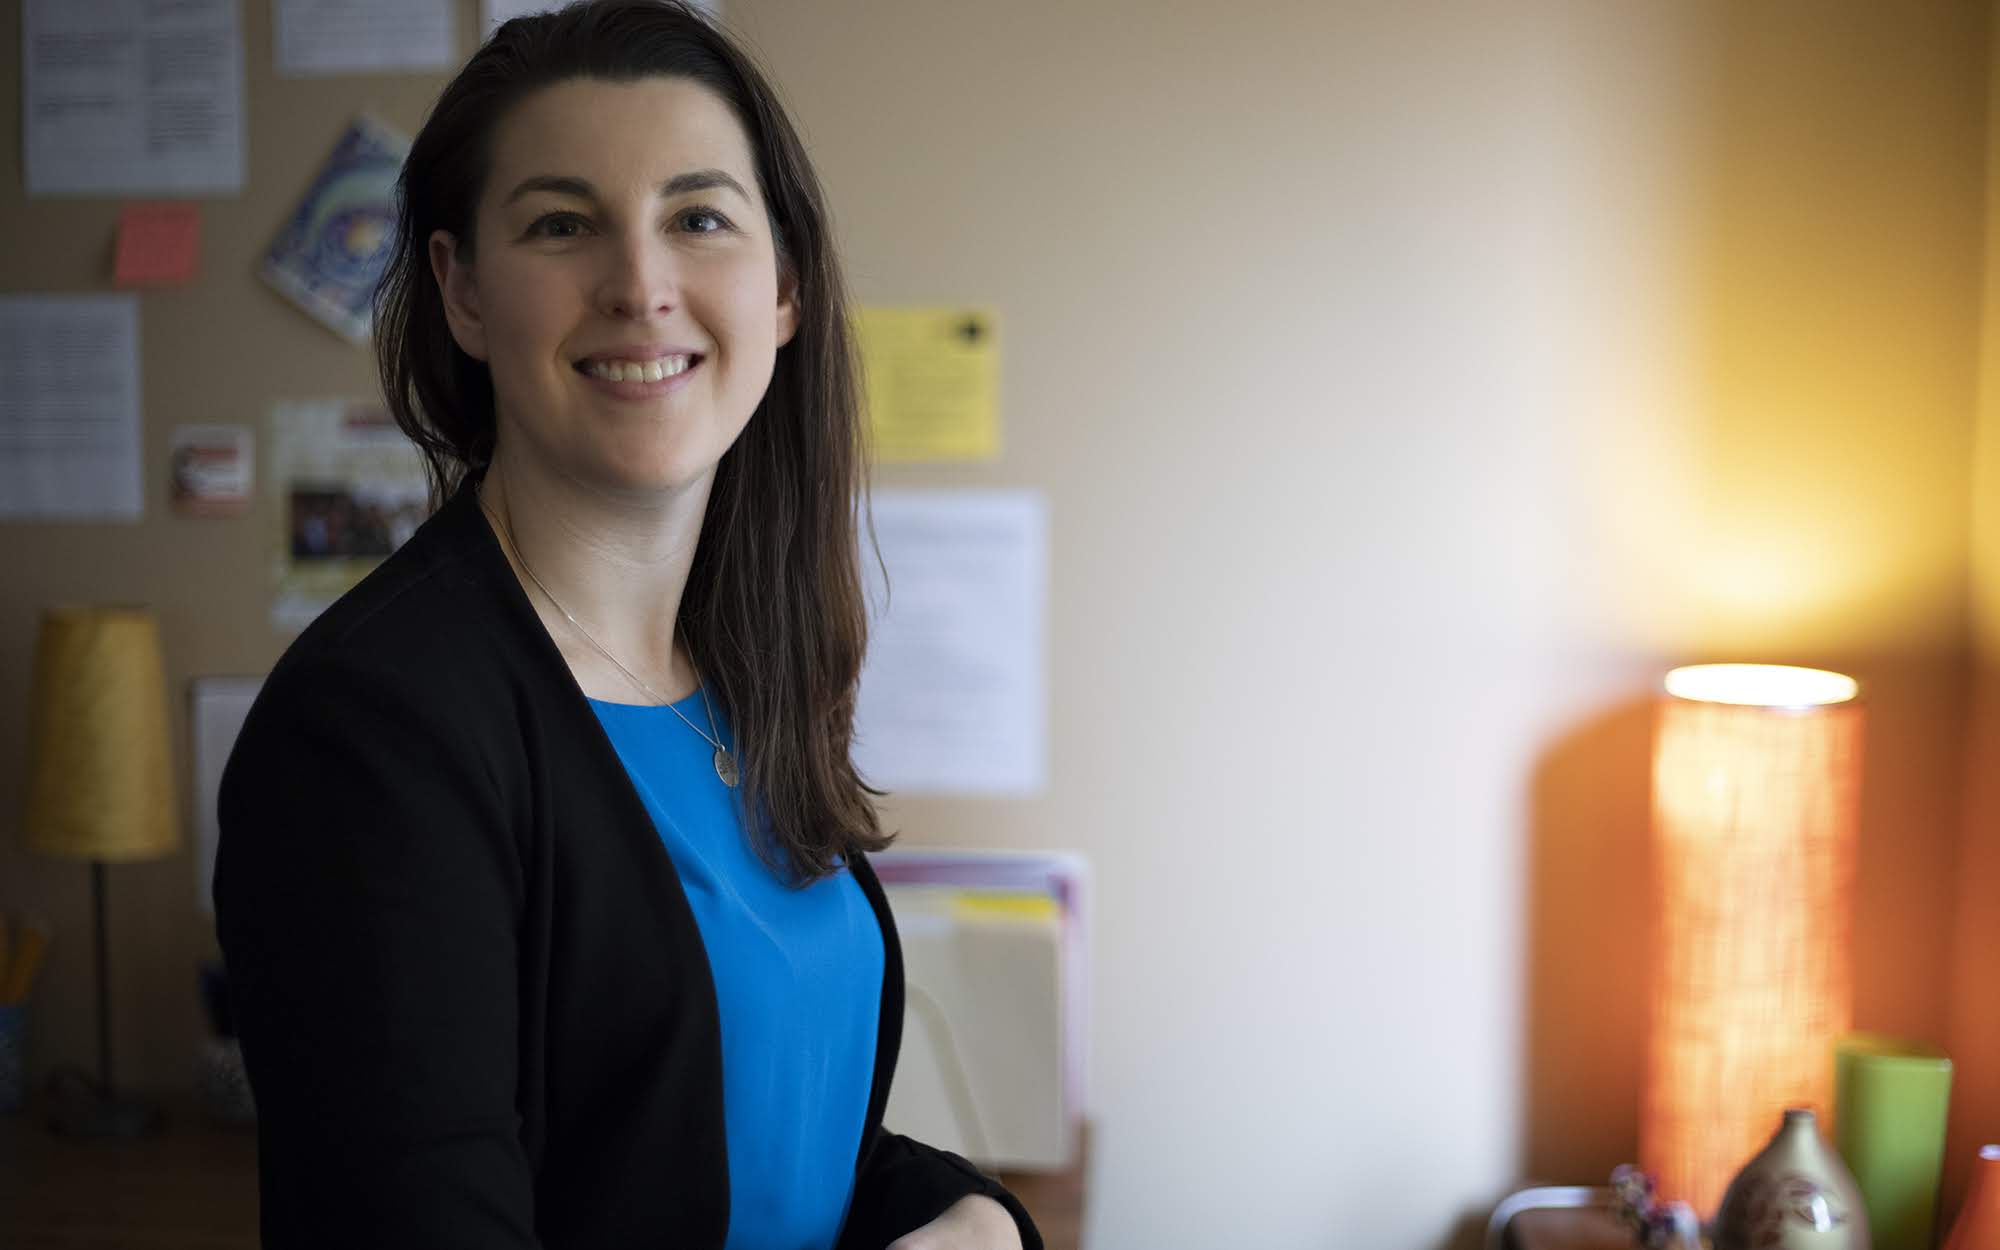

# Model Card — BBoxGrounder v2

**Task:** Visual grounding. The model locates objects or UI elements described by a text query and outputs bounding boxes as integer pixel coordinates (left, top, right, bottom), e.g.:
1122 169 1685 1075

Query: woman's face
429 75 797 499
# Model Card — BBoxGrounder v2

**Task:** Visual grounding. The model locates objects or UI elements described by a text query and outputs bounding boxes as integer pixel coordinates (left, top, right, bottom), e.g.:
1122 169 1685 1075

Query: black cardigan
213 482 1040 1250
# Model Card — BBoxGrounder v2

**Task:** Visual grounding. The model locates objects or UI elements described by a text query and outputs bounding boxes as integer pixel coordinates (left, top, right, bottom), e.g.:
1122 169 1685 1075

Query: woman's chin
591 458 720 502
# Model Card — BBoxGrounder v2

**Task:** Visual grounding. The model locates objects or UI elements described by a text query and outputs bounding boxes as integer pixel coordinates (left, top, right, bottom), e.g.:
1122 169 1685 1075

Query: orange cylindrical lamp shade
1639 664 1863 1217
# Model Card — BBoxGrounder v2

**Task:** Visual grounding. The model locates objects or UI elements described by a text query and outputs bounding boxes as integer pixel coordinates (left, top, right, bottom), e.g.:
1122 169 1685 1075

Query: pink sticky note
114 203 201 287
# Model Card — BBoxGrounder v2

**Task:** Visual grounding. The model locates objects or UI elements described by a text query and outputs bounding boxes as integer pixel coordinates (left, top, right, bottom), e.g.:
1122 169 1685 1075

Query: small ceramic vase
1943 1146 2000 1250
1714 1108 1872 1250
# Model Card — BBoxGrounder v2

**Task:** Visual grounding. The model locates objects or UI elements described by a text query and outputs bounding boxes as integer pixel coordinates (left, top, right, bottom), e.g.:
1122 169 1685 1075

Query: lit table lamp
24 605 182 1138
1639 663 1863 1217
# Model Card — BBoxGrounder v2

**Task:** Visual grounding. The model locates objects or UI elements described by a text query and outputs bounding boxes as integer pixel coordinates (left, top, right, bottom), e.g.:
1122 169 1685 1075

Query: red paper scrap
114 203 201 287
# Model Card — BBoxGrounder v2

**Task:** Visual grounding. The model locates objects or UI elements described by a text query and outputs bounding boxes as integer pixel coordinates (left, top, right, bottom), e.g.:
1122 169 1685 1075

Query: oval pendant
714 748 740 787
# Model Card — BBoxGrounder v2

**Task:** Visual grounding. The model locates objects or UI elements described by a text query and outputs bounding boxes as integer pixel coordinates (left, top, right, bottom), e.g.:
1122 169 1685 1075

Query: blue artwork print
261 117 410 344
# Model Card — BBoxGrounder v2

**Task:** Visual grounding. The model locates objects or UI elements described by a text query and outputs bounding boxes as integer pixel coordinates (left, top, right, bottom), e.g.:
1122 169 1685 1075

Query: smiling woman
427 78 795 502
211 4 1039 1250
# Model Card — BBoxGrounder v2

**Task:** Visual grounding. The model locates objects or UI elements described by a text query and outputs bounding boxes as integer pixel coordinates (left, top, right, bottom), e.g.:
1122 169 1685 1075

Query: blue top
589 690 884 1250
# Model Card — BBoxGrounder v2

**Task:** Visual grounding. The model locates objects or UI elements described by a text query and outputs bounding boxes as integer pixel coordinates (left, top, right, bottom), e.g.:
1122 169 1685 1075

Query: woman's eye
678 207 731 234
527 213 589 239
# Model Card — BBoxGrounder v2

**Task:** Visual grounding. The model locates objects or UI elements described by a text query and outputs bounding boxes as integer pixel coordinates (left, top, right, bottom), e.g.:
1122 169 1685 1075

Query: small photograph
268 400 431 629
286 485 423 560
169 425 253 518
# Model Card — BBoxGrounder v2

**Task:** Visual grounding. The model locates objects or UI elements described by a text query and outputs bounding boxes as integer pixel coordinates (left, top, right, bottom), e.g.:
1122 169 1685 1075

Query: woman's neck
476 452 708 704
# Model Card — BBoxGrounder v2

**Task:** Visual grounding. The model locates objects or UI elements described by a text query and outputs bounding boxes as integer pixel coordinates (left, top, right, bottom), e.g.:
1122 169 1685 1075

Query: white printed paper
0 296 143 520
275 0 454 76
191 677 262 919
24 0 245 196
854 490 1047 795
481 0 717 40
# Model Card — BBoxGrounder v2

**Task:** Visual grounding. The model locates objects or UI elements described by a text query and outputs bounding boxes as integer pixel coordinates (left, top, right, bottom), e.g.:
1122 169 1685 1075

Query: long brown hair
373 0 890 882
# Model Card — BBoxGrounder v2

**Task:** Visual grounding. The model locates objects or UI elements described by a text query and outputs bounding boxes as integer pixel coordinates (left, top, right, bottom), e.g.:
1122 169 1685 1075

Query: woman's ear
774 265 801 349
428 229 488 361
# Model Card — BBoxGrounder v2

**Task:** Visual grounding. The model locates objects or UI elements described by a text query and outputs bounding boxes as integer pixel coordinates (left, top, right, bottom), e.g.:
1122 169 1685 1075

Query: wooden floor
0 1093 1086 1249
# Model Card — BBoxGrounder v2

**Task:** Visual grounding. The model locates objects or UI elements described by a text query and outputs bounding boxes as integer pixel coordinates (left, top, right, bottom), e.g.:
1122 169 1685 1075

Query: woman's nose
595 233 678 319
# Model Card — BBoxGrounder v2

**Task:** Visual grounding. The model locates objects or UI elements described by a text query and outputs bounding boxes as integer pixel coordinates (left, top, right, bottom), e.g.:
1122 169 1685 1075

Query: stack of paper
869 849 1087 1171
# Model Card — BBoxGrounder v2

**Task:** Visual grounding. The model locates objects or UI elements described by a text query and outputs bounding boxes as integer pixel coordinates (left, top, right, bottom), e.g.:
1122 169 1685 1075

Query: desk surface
1500 1207 1636 1250
0 1096 260 1250
0 1095 1086 1250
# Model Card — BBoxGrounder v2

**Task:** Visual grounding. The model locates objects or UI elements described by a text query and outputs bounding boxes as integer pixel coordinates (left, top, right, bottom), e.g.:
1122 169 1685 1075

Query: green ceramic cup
1833 1033 1953 1250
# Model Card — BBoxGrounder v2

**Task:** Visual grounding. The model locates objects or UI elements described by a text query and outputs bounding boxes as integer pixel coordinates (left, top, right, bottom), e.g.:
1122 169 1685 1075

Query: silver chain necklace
479 487 740 787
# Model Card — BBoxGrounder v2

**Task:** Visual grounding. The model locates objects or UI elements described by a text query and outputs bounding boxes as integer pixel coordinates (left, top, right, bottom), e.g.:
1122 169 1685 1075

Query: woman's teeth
581 355 693 383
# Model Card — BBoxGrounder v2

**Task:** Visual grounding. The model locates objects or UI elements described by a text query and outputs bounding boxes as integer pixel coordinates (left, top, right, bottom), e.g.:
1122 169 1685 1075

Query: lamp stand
45 861 162 1139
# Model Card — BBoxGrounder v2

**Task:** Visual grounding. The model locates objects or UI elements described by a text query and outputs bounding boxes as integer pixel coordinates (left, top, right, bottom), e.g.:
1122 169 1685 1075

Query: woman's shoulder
223 516 541 824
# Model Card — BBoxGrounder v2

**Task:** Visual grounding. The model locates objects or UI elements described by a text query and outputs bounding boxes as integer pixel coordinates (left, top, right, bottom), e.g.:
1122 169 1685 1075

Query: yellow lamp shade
1639 663 1862 1217
24 606 182 862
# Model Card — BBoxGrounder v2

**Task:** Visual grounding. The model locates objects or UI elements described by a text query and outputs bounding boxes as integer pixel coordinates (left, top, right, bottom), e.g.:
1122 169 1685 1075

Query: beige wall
0 2 1992 1247
0 0 457 1129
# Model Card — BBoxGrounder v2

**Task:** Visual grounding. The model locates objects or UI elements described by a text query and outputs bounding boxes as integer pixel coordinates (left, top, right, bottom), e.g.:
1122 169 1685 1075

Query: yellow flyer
855 306 999 462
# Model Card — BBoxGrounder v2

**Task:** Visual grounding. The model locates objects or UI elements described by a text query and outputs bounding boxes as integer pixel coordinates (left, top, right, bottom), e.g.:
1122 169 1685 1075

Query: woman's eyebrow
503 169 750 205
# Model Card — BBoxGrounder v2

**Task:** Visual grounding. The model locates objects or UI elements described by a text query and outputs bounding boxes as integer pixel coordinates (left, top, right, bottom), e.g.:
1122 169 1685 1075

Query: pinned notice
856 306 1000 463
269 399 429 629
0 296 143 521
261 118 409 343
482 0 717 36
115 205 202 288
853 489 1046 795
24 0 246 196
275 0 454 75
